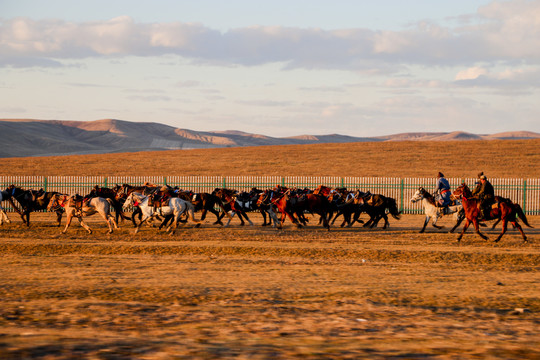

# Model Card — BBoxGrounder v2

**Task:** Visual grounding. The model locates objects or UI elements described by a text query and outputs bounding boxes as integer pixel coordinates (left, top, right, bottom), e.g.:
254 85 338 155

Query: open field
1 212 539 359
1 140 539 358
2 139 540 178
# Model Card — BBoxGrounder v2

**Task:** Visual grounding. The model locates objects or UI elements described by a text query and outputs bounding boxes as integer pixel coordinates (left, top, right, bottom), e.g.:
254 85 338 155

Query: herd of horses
0 181 533 243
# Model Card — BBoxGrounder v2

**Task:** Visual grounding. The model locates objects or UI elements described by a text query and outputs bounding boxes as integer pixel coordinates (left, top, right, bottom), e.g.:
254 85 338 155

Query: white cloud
455 66 488 80
1 1 539 70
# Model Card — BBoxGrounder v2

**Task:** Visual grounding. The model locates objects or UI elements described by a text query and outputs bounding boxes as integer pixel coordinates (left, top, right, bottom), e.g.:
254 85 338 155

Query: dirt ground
1 212 539 359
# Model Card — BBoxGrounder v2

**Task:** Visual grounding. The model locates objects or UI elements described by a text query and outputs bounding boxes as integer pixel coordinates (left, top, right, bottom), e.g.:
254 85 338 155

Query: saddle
149 193 170 208
69 194 90 215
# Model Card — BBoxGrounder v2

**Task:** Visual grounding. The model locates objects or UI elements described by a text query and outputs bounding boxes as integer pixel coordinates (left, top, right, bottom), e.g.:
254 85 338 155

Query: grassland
2 139 540 178
1 140 539 359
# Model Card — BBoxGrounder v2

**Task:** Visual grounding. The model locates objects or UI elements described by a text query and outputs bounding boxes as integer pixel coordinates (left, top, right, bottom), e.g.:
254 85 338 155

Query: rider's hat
477 172 484 178
437 172 444 178
479 175 487 180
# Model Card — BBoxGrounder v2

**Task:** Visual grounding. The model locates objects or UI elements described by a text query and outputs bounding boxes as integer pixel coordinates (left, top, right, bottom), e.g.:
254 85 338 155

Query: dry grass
1 140 539 358
1 212 539 359
2 139 540 178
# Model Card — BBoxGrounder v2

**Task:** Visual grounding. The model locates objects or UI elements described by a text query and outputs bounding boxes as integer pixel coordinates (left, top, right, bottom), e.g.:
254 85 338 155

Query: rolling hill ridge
1 118 539 158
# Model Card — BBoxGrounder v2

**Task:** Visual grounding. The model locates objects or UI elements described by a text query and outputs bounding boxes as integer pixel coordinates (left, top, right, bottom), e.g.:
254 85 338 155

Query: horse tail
388 198 401 220
515 204 533 228
106 198 115 209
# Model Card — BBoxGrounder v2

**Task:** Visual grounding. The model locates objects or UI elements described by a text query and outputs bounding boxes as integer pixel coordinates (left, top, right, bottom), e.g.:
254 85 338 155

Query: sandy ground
0 213 539 359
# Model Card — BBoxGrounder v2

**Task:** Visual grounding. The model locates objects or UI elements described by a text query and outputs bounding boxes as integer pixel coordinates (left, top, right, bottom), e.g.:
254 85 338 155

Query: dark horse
212 188 253 226
88 185 129 224
357 193 401 229
453 183 531 243
177 190 232 226
6 185 64 226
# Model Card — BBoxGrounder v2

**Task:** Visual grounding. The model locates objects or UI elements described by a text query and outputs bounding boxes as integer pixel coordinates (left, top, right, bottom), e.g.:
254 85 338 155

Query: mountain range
1 118 539 158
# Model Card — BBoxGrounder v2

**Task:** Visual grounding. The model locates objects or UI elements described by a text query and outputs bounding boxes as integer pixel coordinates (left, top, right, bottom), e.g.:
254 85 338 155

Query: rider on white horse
435 172 451 213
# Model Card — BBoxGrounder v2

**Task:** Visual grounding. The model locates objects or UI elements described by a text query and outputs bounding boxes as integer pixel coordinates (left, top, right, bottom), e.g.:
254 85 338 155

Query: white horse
48 194 118 234
0 189 12 225
410 187 465 233
123 192 201 235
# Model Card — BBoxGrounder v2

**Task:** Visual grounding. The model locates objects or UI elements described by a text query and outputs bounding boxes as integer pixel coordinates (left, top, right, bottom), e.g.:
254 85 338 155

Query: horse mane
419 188 437 206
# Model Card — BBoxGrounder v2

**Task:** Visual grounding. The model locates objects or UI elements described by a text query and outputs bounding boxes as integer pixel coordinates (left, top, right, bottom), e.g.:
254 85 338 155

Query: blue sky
1 0 539 137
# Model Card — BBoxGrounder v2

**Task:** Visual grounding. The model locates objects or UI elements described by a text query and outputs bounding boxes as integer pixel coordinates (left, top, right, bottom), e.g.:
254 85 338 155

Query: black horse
6 185 64 226
358 193 401 229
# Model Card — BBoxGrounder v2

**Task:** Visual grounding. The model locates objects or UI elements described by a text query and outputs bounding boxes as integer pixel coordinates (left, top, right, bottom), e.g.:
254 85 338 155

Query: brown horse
213 188 253 227
453 183 531 243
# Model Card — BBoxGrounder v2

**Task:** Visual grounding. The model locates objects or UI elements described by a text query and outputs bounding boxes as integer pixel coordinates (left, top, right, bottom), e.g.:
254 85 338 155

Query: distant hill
1 118 539 158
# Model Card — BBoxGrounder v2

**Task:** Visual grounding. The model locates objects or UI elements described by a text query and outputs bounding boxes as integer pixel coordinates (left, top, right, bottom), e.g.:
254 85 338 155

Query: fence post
103 177 108 188
400 178 404 213
164 176 167 186
222 177 226 189
523 179 527 214
281 177 285 187
43 177 48 192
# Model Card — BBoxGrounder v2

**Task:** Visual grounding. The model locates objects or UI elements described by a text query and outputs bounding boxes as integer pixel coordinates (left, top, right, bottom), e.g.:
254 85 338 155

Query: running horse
213 188 253 227
410 187 465 233
47 194 118 234
452 183 531 243
88 185 129 224
6 185 64 226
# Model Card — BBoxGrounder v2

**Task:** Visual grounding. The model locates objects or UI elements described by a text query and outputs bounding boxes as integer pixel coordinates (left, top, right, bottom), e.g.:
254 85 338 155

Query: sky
1 0 539 137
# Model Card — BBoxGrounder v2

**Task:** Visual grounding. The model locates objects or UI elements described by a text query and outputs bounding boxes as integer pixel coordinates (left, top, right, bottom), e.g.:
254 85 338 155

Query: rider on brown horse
472 173 495 220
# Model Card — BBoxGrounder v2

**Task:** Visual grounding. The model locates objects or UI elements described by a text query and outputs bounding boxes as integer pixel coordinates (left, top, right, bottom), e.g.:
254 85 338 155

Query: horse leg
0 209 10 225
457 219 471 242
24 210 31 227
167 212 180 235
134 215 150 234
491 218 501 230
420 215 429 233
268 208 281 229
472 218 488 240
449 213 465 233
106 210 118 233
224 212 235 227
381 214 390 229
55 210 63 227
243 211 254 226
511 220 527 243
213 209 225 226
260 209 268 226
99 211 113 234
62 213 74 234
431 215 444 230
77 217 92 234
494 218 508 243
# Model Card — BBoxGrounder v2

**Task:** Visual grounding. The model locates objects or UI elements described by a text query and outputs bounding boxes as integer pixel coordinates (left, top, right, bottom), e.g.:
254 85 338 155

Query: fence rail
1 176 539 215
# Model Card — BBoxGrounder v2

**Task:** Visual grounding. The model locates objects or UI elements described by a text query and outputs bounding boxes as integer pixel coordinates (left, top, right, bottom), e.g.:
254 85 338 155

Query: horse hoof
195 224 201 228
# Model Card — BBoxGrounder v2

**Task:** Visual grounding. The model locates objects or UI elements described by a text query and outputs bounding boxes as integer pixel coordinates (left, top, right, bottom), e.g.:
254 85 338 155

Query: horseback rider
472 172 495 219
434 172 451 212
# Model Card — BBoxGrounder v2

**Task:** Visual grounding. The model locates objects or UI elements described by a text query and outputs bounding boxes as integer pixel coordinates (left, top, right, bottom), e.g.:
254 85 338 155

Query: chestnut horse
452 183 531 243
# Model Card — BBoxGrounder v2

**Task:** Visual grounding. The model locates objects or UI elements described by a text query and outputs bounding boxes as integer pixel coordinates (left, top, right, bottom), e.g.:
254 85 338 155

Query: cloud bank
1 0 540 71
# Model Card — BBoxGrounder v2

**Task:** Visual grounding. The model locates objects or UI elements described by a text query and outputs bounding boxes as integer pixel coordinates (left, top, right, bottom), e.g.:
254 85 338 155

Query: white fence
1 176 539 215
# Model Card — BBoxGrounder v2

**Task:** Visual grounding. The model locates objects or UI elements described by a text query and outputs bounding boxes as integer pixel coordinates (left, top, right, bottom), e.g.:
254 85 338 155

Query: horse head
410 187 424 203
453 183 472 199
